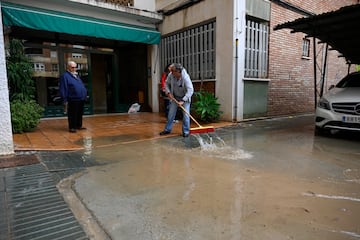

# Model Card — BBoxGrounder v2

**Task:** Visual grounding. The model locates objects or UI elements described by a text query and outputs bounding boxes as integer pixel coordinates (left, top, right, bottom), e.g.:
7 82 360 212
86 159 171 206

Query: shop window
25 47 42 55
47 78 62 106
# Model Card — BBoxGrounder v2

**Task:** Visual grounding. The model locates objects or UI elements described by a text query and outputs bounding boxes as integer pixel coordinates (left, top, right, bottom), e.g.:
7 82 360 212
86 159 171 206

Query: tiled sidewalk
13 113 233 151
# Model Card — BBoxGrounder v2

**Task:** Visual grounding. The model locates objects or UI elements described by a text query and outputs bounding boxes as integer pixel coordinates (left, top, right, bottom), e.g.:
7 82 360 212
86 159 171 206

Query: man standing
59 61 87 133
160 63 194 137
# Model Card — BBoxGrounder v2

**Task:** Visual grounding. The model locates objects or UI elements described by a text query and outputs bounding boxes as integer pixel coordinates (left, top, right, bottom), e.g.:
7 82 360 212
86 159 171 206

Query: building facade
156 0 358 121
0 0 358 155
0 0 163 155
268 0 358 116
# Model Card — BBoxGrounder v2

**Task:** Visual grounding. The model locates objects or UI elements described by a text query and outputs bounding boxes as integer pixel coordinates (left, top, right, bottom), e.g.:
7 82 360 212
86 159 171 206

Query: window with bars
245 18 269 78
72 53 82 59
160 21 216 80
302 38 310 58
33 63 45 72
51 64 58 72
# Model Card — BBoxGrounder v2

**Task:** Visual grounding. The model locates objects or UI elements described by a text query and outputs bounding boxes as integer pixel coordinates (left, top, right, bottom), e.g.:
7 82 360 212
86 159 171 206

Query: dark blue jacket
59 71 87 103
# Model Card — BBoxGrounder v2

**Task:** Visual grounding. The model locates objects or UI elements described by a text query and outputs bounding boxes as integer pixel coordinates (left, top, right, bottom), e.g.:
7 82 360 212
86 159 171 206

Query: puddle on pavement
74 134 140 148
71 116 360 240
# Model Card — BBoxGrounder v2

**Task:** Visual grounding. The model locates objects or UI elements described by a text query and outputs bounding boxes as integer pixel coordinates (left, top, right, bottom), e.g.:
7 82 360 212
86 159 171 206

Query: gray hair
68 61 76 67
172 63 183 72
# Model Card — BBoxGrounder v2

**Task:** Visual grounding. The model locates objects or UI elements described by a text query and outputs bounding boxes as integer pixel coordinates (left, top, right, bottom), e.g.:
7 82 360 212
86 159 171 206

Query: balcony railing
100 0 133 6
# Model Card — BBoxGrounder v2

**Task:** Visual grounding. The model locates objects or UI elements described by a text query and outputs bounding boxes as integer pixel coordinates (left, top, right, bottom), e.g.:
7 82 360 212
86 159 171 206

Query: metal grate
160 20 216 80
332 102 360 115
0 164 88 240
245 19 269 78
101 0 133 6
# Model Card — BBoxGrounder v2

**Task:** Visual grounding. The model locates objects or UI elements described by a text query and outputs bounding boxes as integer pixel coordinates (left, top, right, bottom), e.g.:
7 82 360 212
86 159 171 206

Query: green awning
1 2 160 44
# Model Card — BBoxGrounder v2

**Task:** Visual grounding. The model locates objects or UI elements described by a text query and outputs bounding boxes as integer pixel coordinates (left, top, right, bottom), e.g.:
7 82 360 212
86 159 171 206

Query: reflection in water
231 175 243 239
82 136 92 162
337 230 360 238
303 191 360 202
182 157 195 201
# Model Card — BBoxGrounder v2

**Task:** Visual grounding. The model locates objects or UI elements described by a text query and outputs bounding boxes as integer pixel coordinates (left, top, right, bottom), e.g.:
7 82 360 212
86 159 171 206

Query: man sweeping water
160 63 194 137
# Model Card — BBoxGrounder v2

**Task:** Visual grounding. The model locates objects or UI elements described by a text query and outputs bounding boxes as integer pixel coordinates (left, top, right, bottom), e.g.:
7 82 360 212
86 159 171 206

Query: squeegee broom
172 97 215 134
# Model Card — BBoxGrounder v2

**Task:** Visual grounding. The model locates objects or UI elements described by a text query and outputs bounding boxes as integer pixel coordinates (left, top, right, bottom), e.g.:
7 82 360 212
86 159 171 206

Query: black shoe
160 130 170 135
69 128 77 133
182 133 189 137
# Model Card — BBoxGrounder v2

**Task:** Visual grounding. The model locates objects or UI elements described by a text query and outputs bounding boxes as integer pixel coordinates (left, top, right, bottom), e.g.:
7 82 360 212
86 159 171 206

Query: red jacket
161 72 167 91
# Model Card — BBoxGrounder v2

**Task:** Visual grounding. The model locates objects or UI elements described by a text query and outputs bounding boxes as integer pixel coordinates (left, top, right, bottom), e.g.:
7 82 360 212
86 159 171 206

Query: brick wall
267 0 358 117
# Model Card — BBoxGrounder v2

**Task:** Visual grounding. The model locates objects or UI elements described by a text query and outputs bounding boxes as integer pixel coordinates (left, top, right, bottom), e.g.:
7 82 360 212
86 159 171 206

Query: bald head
67 61 77 73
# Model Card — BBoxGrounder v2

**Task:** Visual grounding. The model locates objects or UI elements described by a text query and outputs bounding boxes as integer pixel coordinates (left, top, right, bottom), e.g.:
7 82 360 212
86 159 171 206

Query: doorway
91 54 114 114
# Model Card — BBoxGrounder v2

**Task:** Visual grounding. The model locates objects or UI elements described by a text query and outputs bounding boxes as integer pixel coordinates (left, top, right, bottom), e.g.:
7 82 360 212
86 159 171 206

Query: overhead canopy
274 4 360 64
1 2 161 45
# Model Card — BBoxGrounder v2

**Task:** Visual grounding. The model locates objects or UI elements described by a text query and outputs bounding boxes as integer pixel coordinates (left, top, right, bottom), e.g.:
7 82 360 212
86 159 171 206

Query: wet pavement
12 113 230 151
53 114 360 240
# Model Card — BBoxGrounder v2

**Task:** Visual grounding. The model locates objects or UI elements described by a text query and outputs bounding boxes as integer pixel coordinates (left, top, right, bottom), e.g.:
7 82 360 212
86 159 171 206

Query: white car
315 71 360 134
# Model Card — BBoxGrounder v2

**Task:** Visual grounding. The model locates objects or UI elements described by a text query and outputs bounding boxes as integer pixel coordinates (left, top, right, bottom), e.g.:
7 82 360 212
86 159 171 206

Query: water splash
192 133 253 161
193 133 216 150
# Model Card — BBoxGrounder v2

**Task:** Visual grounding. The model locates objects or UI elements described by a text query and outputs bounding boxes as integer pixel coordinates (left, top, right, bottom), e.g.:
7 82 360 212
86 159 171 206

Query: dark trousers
67 100 84 130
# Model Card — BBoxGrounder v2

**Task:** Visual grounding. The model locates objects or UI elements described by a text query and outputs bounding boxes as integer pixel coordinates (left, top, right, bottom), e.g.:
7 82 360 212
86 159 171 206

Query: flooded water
73 115 360 240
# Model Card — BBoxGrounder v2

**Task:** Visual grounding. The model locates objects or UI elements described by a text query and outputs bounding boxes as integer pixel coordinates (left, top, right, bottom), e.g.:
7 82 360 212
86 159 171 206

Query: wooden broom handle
170 95 203 128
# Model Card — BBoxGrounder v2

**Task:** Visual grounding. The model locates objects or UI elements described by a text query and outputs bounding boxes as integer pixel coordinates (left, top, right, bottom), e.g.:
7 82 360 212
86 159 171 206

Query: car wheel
314 126 329 136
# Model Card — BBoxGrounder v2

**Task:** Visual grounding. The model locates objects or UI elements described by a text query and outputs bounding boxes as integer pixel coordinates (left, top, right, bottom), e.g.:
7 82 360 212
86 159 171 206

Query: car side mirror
328 85 335 90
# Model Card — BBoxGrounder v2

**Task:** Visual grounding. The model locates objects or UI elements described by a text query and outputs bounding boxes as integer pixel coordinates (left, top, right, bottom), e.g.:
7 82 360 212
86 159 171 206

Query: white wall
157 0 246 121
150 45 160 112
134 0 155 11
0 4 14 156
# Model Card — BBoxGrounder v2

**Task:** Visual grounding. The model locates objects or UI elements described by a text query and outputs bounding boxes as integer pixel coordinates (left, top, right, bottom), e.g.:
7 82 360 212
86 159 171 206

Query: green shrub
192 91 222 123
10 100 44 133
6 39 43 133
6 39 35 101
356 65 360 72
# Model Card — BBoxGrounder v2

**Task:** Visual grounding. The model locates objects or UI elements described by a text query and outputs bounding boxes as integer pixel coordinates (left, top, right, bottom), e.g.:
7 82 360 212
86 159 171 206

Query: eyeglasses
70 66 77 69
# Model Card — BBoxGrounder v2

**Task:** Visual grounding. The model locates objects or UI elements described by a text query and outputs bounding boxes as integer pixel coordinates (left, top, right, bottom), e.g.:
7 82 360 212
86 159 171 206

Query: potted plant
192 90 222 123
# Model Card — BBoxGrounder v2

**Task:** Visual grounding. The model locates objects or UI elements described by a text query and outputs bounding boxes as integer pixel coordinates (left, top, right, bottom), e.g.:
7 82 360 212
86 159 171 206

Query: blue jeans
164 100 191 134
164 98 170 118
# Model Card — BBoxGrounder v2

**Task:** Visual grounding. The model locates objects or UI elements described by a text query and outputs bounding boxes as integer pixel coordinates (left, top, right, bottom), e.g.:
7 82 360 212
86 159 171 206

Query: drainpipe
233 38 238 122
233 0 245 122
319 43 328 97
313 37 317 108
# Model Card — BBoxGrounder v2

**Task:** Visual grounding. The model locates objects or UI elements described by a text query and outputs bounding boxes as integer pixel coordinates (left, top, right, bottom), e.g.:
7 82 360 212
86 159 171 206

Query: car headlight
318 98 331 110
